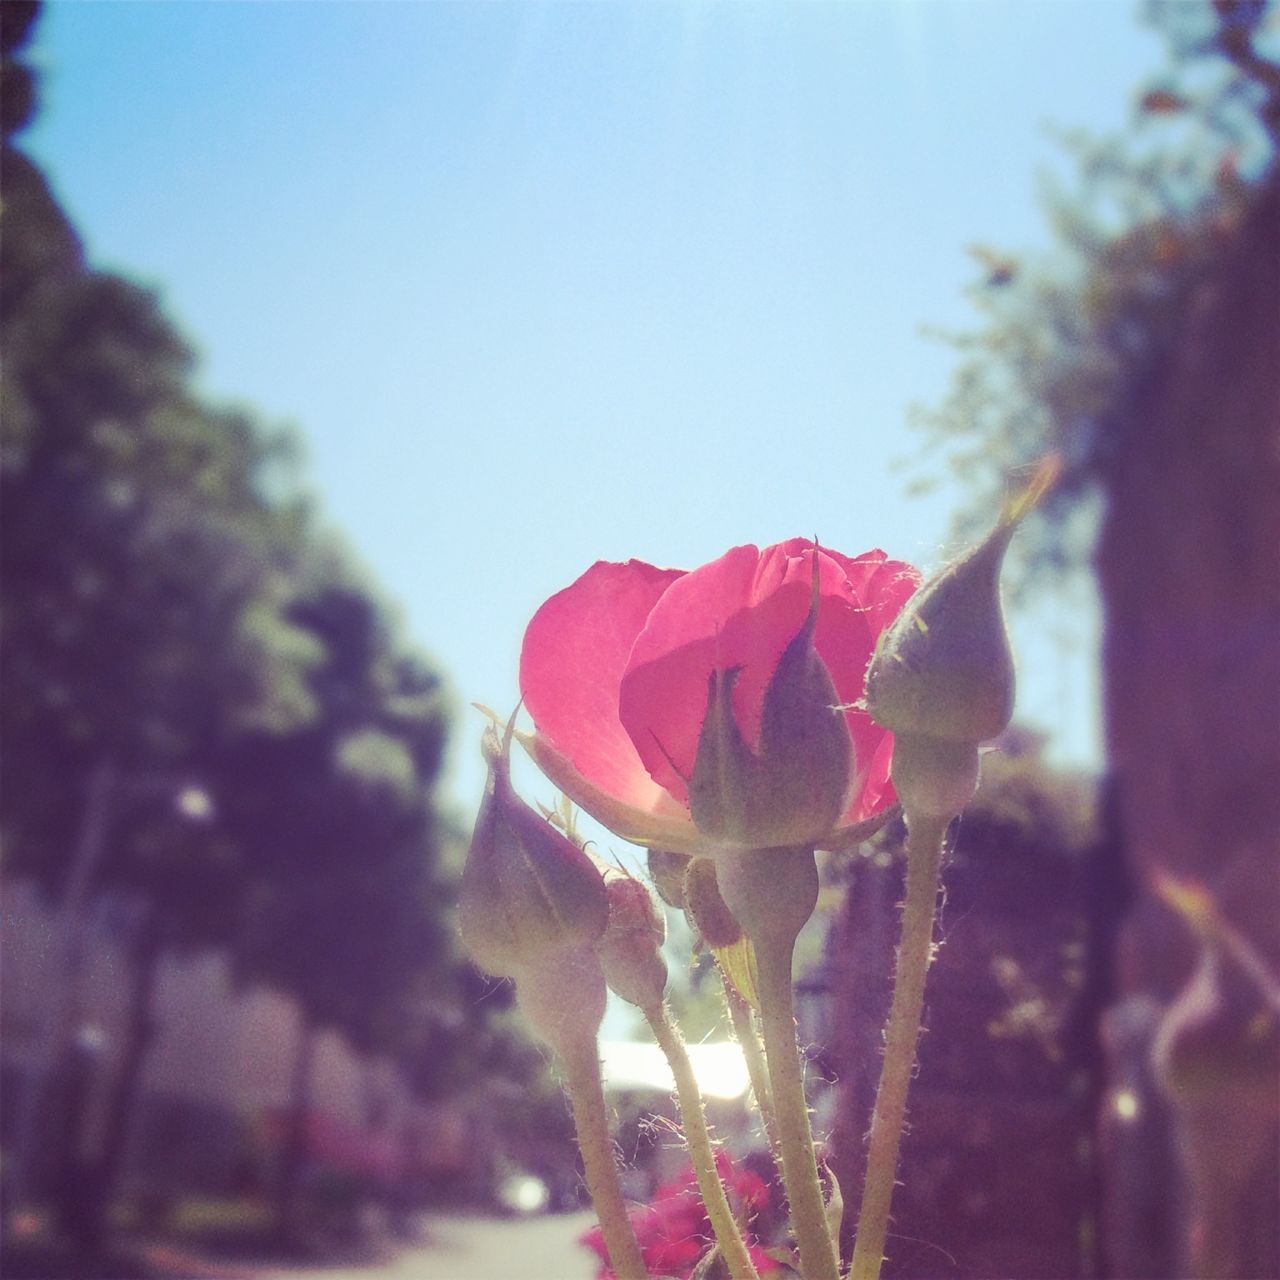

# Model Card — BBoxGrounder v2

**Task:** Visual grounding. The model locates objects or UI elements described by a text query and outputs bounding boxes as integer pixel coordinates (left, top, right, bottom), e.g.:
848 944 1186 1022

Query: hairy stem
561 1033 648 1280
646 1004 760 1280
755 933 841 1280
849 813 948 1280
724 978 782 1166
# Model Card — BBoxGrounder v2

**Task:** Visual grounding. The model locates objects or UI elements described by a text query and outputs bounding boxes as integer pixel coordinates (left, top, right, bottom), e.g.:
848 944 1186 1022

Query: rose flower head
519 539 920 857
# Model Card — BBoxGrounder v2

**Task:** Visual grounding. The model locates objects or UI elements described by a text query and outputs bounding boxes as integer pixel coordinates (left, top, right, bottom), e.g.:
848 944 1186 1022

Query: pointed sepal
689 552 852 847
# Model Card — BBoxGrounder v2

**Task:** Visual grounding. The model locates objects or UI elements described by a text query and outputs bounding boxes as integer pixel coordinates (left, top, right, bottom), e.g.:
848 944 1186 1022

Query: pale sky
22 1 1163 819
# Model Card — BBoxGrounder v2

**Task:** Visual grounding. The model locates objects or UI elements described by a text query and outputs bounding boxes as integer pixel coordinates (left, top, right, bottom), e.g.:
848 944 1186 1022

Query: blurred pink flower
579 1150 782 1279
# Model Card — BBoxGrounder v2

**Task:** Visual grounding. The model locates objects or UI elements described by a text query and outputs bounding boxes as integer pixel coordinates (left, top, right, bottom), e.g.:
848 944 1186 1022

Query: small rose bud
865 523 1015 746
683 858 759 1007
460 717 609 978
683 858 742 949
866 459 1057 747
647 848 692 909
689 557 851 847
597 873 668 1012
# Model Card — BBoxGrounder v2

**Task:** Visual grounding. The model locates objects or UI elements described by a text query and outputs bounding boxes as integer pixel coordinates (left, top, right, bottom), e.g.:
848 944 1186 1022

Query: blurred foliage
961 729 1098 859
0 2 534 1108
830 732 1108 1275
850 729 1099 895
913 0 1279 585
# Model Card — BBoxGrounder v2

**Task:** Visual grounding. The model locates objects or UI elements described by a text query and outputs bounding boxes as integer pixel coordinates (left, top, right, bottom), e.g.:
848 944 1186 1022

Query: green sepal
689 564 851 847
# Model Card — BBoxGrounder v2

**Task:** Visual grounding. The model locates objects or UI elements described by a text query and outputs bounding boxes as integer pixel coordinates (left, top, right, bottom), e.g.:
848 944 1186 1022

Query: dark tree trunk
12 761 115 1213
276 1011 317 1245
65 905 164 1258
1096 181 1280 1278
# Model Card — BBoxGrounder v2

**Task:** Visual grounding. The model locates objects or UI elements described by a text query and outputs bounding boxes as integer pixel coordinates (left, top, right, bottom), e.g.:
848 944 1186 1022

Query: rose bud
684 858 759 1007
684 857 743 950
459 717 609 978
866 459 1057 746
648 848 692 909
865 522 1016 747
865 458 1057 818
597 872 668 1012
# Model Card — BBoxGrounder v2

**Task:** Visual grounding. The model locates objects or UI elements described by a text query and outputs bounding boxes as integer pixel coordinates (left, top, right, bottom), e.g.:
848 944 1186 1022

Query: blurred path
254 1212 598 1280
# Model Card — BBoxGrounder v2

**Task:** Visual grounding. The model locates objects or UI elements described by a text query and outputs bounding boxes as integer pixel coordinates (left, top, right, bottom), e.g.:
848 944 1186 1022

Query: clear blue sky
24 1 1164 815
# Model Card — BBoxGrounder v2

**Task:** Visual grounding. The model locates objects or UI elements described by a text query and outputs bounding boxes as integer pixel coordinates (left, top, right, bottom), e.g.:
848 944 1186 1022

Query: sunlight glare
600 1038 751 1100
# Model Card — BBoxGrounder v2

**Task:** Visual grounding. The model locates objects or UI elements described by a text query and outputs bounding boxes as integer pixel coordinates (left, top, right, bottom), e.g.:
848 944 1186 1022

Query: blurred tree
219 571 455 1237
1 2 334 1236
916 3 1279 1274
830 735 1104 1277
1 4 463 1255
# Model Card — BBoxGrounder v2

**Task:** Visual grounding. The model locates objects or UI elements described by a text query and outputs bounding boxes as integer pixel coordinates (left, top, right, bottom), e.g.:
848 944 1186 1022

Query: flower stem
724 977 782 1167
646 1004 760 1280
755 933 841 1280
561 1031 648 1280
848 812 948 1280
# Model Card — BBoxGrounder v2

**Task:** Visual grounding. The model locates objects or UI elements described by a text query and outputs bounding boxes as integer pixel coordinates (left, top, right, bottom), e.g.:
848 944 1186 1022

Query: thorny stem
755 933 842 1280
646 1004 760 1280
724 978 782 1167
848 813 948 1280
561 1032 648 1280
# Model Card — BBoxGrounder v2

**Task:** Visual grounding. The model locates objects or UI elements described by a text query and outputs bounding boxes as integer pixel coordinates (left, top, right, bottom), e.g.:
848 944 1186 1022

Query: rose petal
520 559 684 814
820 547 923 638
620 540 883 809
517 729 718 856
842 723 897 823
810 549 921 823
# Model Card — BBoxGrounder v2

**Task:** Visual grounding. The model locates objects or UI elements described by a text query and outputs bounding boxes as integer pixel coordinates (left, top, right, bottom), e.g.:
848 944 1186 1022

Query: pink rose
520 539 919 856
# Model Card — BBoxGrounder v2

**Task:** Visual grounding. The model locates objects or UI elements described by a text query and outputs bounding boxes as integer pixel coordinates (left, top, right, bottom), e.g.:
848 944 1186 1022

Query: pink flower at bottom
579 1152 783 1279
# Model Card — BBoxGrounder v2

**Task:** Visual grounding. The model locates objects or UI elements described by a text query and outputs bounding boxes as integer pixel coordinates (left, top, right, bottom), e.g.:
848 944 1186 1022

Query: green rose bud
683 857 759 1008
865 523 1015 746
459 717 609 978
866 459 1057 820
684 857 744 949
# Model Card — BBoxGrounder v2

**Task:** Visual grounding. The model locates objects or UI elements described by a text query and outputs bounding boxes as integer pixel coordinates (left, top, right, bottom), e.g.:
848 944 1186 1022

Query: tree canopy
916 0 1279 579
0 0 460 1075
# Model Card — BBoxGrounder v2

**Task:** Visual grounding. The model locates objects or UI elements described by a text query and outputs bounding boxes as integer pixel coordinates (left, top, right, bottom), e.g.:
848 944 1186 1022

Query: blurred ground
254 1212 599 1280
3 1211 600 1280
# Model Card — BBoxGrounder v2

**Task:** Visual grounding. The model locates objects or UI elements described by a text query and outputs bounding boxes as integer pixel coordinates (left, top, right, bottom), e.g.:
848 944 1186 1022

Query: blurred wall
1 877 411 1194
